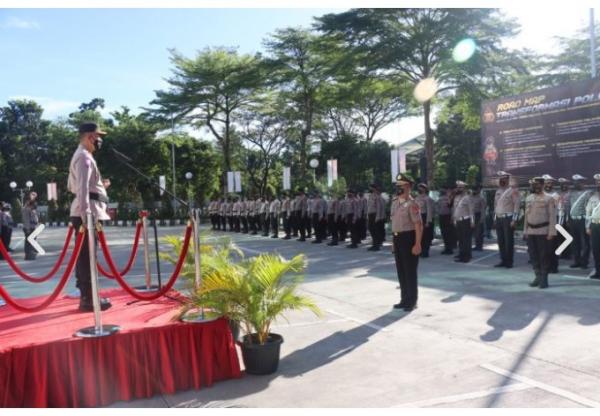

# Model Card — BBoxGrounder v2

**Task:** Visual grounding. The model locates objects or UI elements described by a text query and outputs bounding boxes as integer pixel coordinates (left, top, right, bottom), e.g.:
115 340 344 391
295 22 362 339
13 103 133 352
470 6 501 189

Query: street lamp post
185 172 193 209
309 159 319 185
9 180 33 207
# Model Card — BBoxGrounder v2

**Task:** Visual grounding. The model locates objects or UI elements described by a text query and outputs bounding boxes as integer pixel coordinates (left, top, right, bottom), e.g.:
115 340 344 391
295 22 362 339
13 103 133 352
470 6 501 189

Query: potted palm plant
160 233 244 338
198 253 322 375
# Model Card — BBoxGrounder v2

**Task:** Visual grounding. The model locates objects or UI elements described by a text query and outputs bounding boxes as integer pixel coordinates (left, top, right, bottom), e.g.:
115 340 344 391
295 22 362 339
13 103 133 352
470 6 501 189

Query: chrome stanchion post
88 213 102 333
134 211 159 293
74 215 120 337
181 208 216 323
193 208 201 290
142 213 152 290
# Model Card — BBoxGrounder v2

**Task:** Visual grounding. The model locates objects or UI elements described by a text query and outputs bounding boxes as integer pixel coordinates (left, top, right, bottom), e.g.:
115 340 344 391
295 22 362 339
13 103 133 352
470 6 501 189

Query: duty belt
527 222 549 229
592 220 600 225
457 216 471 221
571 215 585 220
497 213 513 218
89 192 109 204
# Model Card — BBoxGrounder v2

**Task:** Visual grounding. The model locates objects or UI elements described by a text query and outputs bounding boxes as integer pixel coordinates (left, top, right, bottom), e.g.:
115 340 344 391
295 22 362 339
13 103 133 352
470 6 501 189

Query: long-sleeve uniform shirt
367 193 386 221
68 144 110 220
269 199 281 214
312 198 327 220
471 195 487 215
570 189 592 219
494 186 520 222
415 194 434 225
453 193 474 225
585 191 600 229
524 193 557 237
437 195 452 216
390 196 422 232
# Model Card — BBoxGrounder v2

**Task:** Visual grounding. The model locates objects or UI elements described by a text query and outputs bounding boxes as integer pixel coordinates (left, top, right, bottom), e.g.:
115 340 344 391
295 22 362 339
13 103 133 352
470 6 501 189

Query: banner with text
481 79 600 186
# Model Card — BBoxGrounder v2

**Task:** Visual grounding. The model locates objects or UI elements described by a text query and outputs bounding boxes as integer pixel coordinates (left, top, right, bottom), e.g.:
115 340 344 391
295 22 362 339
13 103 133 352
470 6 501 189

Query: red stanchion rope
0 224 75 283
0 228 85 313
96 221 142 279
97 224 192 301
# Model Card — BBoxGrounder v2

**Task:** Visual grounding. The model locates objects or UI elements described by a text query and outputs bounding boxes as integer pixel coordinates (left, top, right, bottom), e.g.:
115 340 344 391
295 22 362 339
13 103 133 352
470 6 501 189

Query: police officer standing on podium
585 174 600 279
524 177 556 289
68 122 112 311
391 173 422 311
494 171 520 268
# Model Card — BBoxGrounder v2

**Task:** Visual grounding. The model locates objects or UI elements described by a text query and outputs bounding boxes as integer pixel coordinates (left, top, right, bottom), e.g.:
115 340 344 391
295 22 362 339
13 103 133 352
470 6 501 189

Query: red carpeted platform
0 289 241 407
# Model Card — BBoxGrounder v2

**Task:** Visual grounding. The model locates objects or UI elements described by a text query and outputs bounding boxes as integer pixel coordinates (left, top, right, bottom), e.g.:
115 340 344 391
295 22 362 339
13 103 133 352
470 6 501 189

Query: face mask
456 188 464 194
499 180 508 187
93 137 103 152
396 187 404 195
544 185 553 192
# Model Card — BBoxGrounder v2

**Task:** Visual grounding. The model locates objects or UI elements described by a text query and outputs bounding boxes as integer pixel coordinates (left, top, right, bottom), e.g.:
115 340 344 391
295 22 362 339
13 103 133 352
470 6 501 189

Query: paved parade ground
2 224 600 408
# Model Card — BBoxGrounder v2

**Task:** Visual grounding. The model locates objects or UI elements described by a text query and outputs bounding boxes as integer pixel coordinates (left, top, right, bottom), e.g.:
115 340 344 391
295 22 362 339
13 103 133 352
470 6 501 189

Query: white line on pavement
469 251 499 264
271 319 347 329
325 309 391 332
392 383 532 407
480 363 600 408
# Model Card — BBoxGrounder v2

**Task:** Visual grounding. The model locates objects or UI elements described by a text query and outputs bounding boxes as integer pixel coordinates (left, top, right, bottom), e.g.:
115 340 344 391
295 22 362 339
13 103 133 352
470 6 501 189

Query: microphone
110 146 132 162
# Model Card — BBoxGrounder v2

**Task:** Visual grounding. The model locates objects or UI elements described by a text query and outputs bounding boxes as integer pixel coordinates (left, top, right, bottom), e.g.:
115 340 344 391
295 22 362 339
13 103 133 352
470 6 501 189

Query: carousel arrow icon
555 224 573 256
27 224 46 255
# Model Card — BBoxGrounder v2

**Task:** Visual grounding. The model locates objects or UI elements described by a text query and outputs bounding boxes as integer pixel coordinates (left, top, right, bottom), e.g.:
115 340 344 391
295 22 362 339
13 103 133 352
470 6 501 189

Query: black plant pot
240 333 284 375
228 319 240 341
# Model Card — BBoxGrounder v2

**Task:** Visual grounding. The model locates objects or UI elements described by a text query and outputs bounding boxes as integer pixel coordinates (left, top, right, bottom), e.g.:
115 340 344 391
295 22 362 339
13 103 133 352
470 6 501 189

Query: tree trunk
423 101 434 187
223 110 231 196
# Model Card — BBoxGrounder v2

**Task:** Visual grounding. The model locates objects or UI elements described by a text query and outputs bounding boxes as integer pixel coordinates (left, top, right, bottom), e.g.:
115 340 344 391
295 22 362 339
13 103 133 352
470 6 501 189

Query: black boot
529 274 541 287
538 274 549 289
79 295 112 312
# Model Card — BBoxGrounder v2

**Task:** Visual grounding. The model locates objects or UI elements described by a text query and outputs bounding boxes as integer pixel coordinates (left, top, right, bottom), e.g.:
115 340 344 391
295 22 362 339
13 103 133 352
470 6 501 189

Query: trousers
393 231 419 307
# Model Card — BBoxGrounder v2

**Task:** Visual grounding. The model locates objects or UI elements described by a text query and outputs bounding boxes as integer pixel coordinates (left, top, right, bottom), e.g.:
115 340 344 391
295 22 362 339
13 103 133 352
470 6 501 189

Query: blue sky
0 7 594 143
0 9 341 119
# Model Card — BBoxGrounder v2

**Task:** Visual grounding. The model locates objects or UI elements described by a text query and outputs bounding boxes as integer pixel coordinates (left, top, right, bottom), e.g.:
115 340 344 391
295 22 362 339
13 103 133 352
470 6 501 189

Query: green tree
264 28 335 180
317 8 525 186
150 47 263 193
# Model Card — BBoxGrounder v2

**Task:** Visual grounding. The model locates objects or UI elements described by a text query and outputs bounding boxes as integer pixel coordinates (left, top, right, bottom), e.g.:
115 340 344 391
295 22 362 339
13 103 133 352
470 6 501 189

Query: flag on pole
283 167 291 190
399 148 406 173
159 175 166 196
327 159 338 187
227 171 234 193
234 171 242 193
46 182 58 201
391 149 407 182
391 149 399 183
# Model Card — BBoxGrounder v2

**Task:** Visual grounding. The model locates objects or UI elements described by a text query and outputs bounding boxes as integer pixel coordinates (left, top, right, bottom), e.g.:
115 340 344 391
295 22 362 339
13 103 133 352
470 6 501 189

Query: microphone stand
108 147 188 305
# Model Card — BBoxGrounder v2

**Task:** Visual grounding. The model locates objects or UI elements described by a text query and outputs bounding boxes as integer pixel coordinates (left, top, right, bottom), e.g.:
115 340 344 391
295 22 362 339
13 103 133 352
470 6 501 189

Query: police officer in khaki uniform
471 184 486 251
311 191 327 243
494 171 521 268
569 174 592 269
437 186 455 255
327 194 340 246
557 178 572 259
415 183 434 258
346 190 361 249
391 173 423 311
453 181 474 263
585 174 600 279
542 174 560 273
524 177 557 289
68 122 112 311
269 195 281 238
296 190 309 241
367 184 386 251
281 193 292 239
